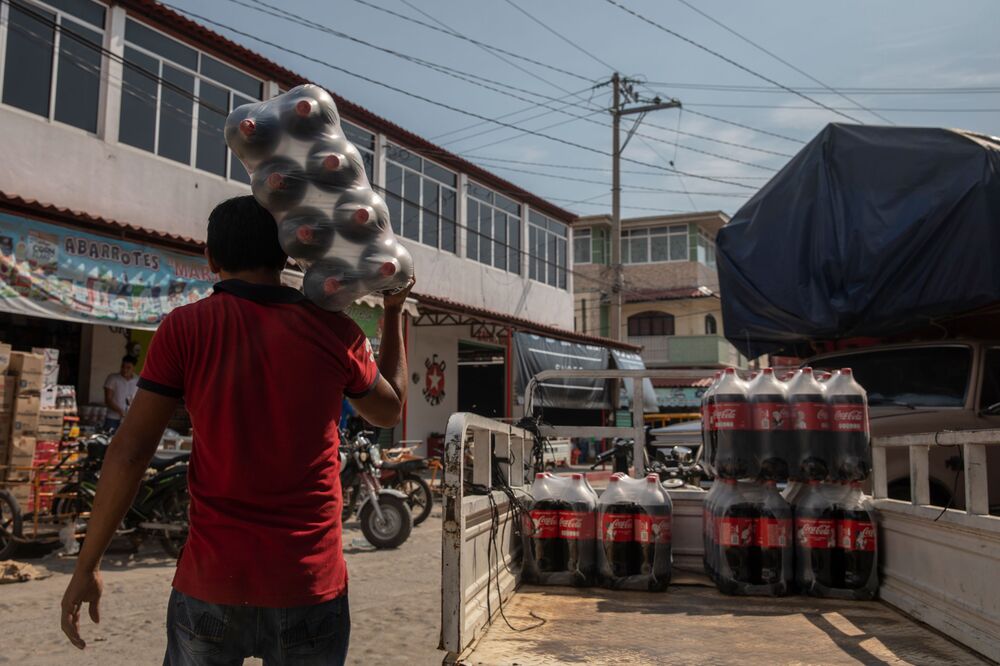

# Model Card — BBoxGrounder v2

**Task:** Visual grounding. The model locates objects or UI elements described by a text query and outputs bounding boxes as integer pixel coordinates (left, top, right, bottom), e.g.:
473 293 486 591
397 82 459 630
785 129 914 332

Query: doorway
458 340 505 419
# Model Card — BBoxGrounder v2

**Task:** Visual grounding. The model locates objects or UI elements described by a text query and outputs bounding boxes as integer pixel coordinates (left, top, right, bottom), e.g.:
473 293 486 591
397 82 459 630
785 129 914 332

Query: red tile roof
117 0 577 223
625 287 717 303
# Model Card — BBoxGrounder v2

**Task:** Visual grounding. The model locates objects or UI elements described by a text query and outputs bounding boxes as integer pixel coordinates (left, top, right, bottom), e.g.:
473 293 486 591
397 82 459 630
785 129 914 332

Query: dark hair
122 355 138 365
207 196 287 272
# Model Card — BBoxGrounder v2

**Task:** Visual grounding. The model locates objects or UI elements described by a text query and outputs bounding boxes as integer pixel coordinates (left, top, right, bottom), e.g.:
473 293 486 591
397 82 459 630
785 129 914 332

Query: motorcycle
51 435 191 557
379 447 433 526
591 436 707 488
340 430 413 548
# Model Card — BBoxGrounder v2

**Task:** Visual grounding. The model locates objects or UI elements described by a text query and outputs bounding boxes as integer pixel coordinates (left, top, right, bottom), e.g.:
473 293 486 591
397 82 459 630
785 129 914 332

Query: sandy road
0 510 443 665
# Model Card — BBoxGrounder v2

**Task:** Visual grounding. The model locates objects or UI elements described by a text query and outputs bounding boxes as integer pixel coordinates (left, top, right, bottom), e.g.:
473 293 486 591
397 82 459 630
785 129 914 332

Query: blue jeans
164 589 350 665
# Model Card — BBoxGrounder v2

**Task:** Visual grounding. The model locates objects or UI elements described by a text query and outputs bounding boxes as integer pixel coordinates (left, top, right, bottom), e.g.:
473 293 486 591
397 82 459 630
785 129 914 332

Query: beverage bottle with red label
251 157 309 213
527 473 569 578
598 476 640 585
794 479 838 593
280 86 339 139
636 474 672 590
756 480 794 595
787 368 832 481
716 478 759 594
700 371 722 477
559 473 597 586
748 368 791 481
277 207 335 262
306 138 363 192
838 481 878 599
225 104 282 165
713 368 752 479
825 368 871 481
702 481 722 579
302 258 366 312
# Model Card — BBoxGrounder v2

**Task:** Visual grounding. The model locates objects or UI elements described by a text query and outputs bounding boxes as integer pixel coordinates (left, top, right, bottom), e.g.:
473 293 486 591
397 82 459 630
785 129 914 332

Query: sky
164 0 1000 218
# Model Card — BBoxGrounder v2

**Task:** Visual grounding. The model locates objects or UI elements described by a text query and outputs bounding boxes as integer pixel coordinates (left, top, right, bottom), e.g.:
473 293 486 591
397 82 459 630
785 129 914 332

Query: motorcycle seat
380 458 426 472
149 452 190 471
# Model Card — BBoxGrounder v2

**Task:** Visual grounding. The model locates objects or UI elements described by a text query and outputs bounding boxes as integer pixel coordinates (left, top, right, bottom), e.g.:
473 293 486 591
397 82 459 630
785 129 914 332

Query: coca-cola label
756 517 790 548
832 404 868 432
791 402 830 431
601 513 635 543
751 402 790 431
635 514 671 544
559 510 596 540
713 402 750 430
839 519 876 552
718 517 754 546
530 509 560 539
796 517 836 548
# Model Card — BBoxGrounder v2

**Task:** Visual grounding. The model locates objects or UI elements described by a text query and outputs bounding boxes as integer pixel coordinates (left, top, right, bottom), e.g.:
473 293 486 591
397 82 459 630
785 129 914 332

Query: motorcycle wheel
397 474 433 526
0 490 22 560
359 494 412 549
50 483 90 539
155 485 190 559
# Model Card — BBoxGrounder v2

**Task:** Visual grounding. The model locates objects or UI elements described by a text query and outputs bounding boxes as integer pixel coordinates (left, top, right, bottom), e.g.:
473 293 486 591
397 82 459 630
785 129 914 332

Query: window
698 229 717 267
574 228 591 264
528 210 568 289
384 144 457 252
980 348 1000 412
705 314 718 335
1 0 106 133
628 311 675 337
573 226 610 266
622 225 688 264
467 183 521 273
118 18 263 180
342 120 375 182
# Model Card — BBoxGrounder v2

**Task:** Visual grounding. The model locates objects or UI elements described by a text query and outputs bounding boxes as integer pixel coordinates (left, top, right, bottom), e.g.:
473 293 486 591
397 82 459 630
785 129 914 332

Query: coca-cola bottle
713 368 752 479
225 104 281 164
332 190 390 244
280 86 338 139
702 481 721 579
636 474 672 590
757 479 793 595
277 207 335 261
794 480 838 592
559 473 597 586
825 368 871 481
787 368 831 480
307 138 363 192
839 481 877 598
302 258 364 312
748 368 791 481
528 473 568 575
700 371 722 477
360 237 415 295
251 157 309 212
599 476 640 582
716 478 759 594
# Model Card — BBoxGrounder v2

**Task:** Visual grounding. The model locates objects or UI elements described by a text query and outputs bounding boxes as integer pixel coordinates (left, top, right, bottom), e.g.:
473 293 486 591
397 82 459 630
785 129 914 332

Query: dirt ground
0 509 443 665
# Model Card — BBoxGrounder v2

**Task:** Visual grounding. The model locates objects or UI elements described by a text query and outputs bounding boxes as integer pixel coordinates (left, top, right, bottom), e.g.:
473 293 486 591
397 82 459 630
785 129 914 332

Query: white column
566 224 575 294
520 204 530 281
0 2 10 98
263 81 281 99
374 132 387 190
456 172 468 258
98 5 127 142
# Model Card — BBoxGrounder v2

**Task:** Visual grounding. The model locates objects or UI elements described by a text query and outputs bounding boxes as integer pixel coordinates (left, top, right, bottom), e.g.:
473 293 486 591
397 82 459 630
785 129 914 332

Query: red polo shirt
138 279 379 607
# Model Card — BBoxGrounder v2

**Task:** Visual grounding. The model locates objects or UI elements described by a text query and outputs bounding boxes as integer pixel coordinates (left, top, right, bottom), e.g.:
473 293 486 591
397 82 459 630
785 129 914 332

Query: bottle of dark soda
559 473 597 586
636 474 672 590
599 476 640 583
277 207 335 261
225 104 281 164
307 138 363 192
702 481 720 579
794 480 838 593
757 479 793 595
529 473 567 575
748 368 791 481
700 371 722 477
825 368 871 481
302 258 364 312
716 478 759 594
839 481 877 598
713 368 752 479
251 157 308 213
787 368 832 481
280 86 338 139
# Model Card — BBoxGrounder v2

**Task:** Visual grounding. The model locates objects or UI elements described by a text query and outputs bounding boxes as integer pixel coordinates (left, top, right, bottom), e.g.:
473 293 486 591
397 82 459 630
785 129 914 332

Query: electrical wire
685 102 1000 113
602 0 867 124
461 156 772 179
642 81 1000 95
501 0 615 72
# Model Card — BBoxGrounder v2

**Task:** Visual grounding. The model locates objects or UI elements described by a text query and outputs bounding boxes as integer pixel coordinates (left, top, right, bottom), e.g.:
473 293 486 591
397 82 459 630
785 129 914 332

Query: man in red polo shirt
60 196 411 665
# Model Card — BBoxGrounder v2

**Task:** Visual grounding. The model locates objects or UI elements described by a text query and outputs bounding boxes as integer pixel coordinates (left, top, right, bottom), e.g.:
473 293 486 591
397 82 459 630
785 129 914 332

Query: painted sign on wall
423 354 446 406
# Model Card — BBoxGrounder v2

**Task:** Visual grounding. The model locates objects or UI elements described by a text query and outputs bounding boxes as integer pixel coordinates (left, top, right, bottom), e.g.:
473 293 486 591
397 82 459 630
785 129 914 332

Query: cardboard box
8 352 44 376
9 436 36 470
39 409 63 428
0 343 11 374
40 385 58 409
15 371 43 394
0 376 14 410
12 394 40 437
33 348 60 386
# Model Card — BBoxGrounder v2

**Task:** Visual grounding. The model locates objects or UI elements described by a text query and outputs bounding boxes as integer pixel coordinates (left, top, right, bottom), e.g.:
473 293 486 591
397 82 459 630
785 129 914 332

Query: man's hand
61 568 103 649
383 276 415 310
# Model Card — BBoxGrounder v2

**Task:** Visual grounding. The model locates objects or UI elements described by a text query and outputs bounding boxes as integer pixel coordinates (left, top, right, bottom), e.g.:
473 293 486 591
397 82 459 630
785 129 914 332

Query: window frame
0 0 107 133
622 224 689 265
467 181 522 274
697 228 717 268
385 142 458 253
528 210 569 289
573 227 592 265
627 310 675 337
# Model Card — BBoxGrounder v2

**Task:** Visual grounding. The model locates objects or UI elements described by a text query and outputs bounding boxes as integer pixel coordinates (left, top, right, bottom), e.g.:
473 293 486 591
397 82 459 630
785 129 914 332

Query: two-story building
573 212 748 413
0 0 636 452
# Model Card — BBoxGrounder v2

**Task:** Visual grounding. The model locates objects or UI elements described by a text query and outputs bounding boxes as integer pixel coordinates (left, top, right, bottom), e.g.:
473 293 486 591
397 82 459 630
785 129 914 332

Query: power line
685 102 1000 112
672 0 894 125
643 81 1000 95
501 0 616 72
603 0 867 124
461 155 772 179
683 108 806 144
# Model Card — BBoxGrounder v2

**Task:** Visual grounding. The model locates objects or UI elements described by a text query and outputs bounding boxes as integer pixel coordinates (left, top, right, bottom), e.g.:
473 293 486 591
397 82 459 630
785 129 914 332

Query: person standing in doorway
102 355 139 433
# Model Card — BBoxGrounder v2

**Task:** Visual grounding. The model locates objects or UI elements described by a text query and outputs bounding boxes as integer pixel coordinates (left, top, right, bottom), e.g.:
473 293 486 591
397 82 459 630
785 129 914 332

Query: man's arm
351 282 412 428
103 386 124 418
60 389 179 649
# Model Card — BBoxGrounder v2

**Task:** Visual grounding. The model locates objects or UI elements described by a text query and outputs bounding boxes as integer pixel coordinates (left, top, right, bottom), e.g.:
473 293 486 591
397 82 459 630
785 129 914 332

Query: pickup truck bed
462 577 985 665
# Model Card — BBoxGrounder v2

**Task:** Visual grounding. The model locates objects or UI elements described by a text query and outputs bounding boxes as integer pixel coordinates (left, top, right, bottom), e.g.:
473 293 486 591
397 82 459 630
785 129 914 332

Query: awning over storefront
610 349 658 413
0 211 214 330
514 332 611 410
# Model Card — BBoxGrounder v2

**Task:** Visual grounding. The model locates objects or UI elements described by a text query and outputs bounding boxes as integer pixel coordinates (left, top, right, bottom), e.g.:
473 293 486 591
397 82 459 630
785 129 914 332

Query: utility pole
607 73 681 342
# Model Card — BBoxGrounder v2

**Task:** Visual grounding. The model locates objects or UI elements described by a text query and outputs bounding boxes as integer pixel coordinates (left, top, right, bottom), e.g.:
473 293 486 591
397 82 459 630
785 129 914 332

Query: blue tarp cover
717 124 1000 357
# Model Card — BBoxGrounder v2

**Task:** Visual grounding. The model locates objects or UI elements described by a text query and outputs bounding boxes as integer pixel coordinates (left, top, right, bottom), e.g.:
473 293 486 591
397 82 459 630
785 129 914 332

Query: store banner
609 348 659 413
0 213 214 329
514 332 610 410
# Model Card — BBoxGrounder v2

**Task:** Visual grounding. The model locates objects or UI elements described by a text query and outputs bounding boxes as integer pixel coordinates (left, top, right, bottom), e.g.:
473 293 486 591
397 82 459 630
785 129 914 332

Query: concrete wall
622 298 723 338
405 324 463 454
82 325 131 406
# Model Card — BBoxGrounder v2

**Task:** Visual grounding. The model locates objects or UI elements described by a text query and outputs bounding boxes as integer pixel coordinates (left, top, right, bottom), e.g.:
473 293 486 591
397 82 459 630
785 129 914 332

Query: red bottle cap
296 227 314 243
379 262 396 277
535 473 546 480
322 154 341 171
353 208 370 224
295 99 314 117
841 368 853 375
323 278 340 295
763 368 774 375
266 172 285 190
238 118 255 136
724 367 735 375
572 473 583 480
